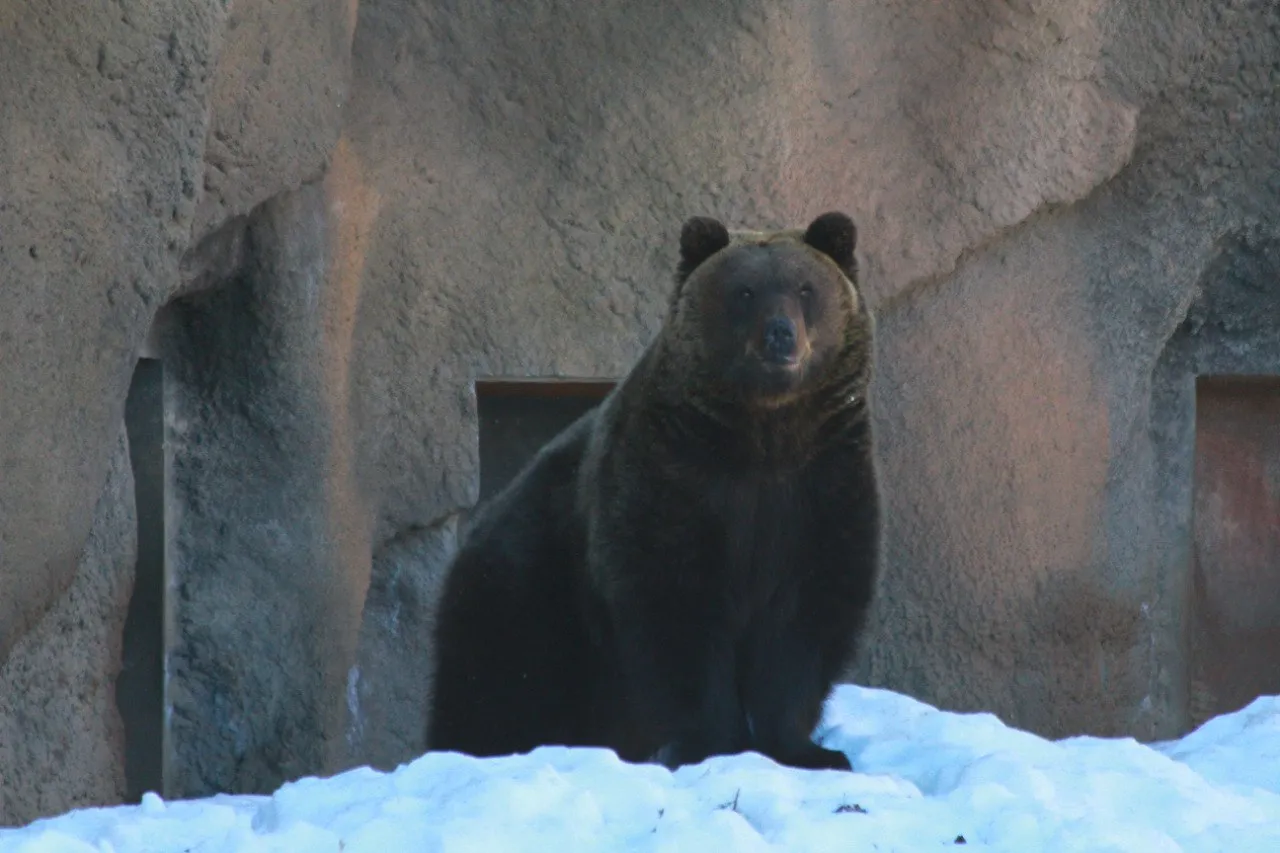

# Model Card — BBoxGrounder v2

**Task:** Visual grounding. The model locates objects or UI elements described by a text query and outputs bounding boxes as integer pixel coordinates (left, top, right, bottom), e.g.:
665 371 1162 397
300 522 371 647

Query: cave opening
1189 375 1280 726
475 379 616 503
118 356 168 801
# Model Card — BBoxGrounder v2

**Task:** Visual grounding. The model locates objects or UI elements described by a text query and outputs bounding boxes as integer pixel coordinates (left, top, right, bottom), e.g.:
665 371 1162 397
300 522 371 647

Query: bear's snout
762 315 798 364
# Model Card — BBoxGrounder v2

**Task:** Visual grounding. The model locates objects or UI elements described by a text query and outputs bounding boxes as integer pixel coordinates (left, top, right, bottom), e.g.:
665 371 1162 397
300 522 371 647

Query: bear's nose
762 316 797 363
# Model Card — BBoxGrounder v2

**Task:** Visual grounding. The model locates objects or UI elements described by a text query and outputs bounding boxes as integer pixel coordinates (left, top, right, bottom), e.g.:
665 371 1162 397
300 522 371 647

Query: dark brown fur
427 212 880 772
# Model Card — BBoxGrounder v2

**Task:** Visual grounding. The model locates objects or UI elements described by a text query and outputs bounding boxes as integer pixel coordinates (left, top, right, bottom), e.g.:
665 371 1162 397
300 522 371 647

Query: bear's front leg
734 442 878 772
738 619 852 771
603 580 747 769
737 571 868 772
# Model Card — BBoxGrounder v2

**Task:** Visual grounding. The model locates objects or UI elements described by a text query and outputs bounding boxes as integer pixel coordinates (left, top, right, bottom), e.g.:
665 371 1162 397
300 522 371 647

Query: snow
5 686 1280 852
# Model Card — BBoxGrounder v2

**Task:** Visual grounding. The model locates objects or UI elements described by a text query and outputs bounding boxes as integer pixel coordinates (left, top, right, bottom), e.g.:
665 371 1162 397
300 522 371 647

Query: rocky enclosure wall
2 0 1278 827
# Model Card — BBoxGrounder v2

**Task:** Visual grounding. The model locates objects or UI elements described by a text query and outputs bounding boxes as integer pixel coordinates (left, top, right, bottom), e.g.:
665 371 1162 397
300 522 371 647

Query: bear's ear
677 216 730 282
803 212 857 274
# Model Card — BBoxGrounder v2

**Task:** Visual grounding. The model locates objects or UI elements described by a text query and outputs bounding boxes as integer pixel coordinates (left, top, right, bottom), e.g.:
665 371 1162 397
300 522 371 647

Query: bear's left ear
803 212 857 274
677 216 730 282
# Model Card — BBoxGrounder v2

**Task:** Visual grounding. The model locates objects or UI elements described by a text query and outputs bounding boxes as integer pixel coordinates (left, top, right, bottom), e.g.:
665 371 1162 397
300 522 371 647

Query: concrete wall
2 0 1279 826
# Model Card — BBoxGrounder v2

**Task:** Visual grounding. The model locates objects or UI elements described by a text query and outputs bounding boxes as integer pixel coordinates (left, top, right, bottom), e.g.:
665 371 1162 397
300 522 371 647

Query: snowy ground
5 685 1280 852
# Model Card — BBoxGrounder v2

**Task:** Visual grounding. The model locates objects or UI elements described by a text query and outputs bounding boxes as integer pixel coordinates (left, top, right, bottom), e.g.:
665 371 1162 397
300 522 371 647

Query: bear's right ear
676 216 730 282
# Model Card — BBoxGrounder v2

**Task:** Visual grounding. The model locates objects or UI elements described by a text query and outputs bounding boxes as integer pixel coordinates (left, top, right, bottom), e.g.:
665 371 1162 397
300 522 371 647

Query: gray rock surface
1 0 1278 825
0 428 134 823
347 515 458 770
193 0 354 238
154 178 372 798
0 0 220 669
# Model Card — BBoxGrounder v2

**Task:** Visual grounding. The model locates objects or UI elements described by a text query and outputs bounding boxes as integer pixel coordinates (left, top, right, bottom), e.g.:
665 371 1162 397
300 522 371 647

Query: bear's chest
707 468 814 604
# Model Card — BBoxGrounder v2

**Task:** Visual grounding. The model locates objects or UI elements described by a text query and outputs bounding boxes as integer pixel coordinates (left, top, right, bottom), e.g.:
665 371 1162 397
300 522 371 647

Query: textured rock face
2 0 1279 826
0 0 355 822
154 181 371 798
194 0 354 237
0 428 135 823
0 0 220 674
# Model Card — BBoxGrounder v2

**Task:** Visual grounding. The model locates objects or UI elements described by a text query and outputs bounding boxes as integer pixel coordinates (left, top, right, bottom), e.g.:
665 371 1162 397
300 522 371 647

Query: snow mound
5 685 1280 851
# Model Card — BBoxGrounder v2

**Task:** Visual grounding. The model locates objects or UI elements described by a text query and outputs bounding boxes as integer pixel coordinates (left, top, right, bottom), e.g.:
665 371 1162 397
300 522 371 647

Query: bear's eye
799 283 815 300
735 287 754 302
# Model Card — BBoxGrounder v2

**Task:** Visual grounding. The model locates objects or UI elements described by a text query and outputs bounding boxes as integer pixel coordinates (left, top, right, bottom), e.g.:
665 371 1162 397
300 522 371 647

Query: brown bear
426 212 880 773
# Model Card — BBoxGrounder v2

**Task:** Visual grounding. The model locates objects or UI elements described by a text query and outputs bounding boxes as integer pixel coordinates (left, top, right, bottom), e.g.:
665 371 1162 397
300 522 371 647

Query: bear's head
667 211 868 408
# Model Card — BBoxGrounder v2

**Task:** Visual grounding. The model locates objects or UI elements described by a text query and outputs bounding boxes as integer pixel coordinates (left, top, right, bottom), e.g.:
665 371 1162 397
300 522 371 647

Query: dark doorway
475 380 615 503
1190 375 1280 726
118 357 166 800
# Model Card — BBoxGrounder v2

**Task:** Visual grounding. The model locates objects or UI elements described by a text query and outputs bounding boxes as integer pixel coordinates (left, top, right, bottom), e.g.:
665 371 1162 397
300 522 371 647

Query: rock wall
0 429 135 823
2 0 1278 827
